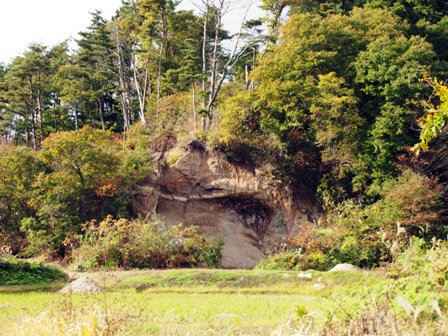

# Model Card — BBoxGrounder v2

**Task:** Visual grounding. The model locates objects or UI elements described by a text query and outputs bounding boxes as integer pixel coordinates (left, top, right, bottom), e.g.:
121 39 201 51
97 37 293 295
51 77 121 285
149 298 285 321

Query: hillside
1 0 448 334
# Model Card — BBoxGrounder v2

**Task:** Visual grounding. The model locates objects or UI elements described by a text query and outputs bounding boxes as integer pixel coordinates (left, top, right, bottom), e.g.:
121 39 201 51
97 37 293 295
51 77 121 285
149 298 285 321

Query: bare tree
132 53 150 125
195 0 254 130
112 23 132 137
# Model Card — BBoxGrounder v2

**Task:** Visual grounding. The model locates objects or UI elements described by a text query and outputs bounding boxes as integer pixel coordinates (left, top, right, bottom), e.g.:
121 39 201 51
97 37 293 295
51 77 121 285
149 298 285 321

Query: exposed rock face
133 141 317 269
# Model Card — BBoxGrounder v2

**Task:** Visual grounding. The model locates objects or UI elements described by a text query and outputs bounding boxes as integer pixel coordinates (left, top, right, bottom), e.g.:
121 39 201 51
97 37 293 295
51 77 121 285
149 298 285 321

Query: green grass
0 268 389 335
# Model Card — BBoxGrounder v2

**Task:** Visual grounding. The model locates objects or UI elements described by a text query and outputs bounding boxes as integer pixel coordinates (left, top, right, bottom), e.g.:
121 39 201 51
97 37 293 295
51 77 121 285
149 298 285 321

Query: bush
0 258 67 285
72 216 223 270
392 238 448 291
256 251 302 271
256 250 332 271
268 170 445 271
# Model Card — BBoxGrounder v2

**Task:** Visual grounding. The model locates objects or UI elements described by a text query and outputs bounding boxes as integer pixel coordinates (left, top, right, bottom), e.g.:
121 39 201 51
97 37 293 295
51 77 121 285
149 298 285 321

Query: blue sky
0 0 264 64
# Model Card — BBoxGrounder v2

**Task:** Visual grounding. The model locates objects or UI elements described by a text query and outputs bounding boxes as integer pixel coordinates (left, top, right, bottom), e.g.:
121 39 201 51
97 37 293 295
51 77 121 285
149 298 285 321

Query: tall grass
6 305 119 336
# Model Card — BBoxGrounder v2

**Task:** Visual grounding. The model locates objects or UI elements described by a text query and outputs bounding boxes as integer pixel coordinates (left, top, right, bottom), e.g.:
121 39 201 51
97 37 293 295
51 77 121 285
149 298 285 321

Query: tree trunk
29 77 38 151
192 81 197 131
30 109 37 151
156 12 167 116
115 26 131 138
98 97 105 130
132 54 148 125
209 12 221 109
37 74 44 143
206 0 225 127
74 109 79 131
201 2 209 130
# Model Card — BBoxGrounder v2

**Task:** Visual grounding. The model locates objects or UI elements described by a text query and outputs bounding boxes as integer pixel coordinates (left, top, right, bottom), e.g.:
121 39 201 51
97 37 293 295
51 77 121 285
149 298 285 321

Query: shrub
266 170 445 271
320 296 448 336
256 251 302 271
0 258 67 285
256 250 333 271
72 216 223 270
392 238 448 291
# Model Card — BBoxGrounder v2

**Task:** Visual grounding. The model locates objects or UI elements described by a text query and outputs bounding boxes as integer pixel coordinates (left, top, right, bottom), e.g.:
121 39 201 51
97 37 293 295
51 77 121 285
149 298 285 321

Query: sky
0 0 264 64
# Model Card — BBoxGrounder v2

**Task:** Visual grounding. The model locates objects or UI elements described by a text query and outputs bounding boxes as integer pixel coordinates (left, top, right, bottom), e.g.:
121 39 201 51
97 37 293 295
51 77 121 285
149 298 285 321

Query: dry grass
6 305 117 336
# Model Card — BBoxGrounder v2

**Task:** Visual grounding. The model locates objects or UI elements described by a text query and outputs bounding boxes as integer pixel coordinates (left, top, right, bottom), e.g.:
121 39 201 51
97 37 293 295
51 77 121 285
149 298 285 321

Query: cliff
133 140 318 268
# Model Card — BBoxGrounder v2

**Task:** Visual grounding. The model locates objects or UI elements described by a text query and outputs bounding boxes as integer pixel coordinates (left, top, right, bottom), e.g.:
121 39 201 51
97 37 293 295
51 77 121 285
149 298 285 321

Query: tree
0 145 43 245
0 44 69 148
24 127 120 255
310 72 362 167
354 34 436 182
166 38 203 129
133 0 176 111
39 126 118 190
76 11 117 130
198 0 253 129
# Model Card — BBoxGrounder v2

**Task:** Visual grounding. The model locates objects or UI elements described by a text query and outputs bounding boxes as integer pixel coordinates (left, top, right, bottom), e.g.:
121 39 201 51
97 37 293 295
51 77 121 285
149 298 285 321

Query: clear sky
0 0 264 64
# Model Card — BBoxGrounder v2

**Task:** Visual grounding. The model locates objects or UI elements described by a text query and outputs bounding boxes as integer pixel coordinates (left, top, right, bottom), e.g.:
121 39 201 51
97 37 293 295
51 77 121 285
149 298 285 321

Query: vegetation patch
165 153 182 167
72 216 224 270
0 259 66 286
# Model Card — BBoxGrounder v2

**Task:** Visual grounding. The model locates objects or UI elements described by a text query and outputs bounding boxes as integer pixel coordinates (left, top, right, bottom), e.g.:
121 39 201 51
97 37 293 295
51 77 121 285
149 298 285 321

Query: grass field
0 269 387 335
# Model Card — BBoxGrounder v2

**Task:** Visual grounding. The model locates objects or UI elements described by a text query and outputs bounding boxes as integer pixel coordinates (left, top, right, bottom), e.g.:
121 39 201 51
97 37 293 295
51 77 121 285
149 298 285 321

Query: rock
133 140 319 269
313 283 325 290
59 276 105 294
298 272 313 279
328 264 361 273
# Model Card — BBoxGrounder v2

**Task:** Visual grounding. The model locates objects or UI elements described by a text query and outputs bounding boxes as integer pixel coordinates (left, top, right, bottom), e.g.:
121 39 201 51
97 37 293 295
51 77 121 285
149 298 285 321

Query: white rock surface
328 263 361 273
59 276 105 294
298 272 313 279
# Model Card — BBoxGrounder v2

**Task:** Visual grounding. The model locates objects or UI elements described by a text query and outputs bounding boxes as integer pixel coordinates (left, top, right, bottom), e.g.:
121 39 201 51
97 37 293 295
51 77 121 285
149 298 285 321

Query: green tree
25 127 120 255
0 44 69 148
0 145 43 246
354 35 436 184
76 11 117 130
310 72 361 167
219 7 437 200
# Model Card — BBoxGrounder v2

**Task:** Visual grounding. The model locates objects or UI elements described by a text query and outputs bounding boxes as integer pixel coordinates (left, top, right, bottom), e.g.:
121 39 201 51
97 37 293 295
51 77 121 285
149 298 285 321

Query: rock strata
133 141 318 268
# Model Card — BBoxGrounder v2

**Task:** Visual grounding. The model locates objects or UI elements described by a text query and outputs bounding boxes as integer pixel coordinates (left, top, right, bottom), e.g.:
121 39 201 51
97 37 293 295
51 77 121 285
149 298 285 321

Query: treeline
0 0 261 148
0 0 448 262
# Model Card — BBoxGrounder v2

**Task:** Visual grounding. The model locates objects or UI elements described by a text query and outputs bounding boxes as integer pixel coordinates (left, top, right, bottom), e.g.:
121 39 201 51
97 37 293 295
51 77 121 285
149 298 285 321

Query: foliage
0 127 152 258
216 6 439 199
256 251 303 271
392 238 448 291
0 259 66 285
0 145 44 249
415 76 448 152
20 127 121 256
72 216 223 270
259 170 445 271
363 170 445 239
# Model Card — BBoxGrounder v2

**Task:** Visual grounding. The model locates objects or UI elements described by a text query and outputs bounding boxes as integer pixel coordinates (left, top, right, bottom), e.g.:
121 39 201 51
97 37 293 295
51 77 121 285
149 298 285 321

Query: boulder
328 263 361 273
59 276 104 294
